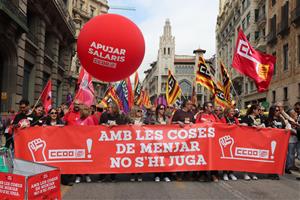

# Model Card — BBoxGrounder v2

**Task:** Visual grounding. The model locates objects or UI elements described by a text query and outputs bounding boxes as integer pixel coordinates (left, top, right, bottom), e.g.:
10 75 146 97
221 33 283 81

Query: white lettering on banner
219 135 274 163
110 157 132 168
99 130 132 141
135 130 163 140
0 180 23 197
169 155 207 166
116 143 135 154
49 149 85 159
140 141 200 153
235 147 269 159
167 127 215 140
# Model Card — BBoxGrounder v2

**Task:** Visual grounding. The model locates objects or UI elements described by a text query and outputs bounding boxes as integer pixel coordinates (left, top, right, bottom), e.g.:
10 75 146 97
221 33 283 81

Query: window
168 48 170 55
272 52 276 75
245 83 249 94
23 63 33 101
250 81 254 91
272 0 276 6
298 35 300 64
164 48 166 55
179 80 192 96
242 19 246 30
255 31 260 40
283 87 288 101
283 44 288 70
272 90 276 103
80 2 83 9
246 12 251 28
161 82 167 92
255 9 259 22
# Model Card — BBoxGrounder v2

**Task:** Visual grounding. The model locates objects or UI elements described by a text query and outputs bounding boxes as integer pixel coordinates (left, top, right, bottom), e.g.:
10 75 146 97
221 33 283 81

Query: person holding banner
220 107 238 181
265 105 287 180
171 100 195 181
129 105 145 182
98 102 130 182
153 104 171 182
74 104 95 183
76 105 96 126
241 105 262 180
196 102 219 182
44 108 64 126
28 103 45 126
172 100 195 127
63 101 81 125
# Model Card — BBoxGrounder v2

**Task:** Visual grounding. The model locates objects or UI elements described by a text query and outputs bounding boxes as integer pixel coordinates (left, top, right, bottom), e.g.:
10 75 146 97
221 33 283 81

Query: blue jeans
286 143 297 170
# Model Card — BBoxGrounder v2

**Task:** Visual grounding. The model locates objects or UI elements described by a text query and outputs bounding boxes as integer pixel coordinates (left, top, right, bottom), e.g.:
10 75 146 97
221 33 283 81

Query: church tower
157 19 175 94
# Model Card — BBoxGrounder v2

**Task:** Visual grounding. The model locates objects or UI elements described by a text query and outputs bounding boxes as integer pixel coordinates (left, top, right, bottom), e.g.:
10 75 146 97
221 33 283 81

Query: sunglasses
275 110 280 112
50 112 57 114
159 107 165 110
137 110 142 112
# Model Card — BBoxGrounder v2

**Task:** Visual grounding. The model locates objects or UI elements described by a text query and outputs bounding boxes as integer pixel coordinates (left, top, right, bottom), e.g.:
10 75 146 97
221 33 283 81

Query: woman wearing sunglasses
153 104 171 182
266 105 287 180
44 108 64 126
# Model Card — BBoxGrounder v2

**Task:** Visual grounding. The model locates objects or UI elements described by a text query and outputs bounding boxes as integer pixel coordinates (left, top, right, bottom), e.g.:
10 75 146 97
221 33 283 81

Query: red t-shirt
63 111 80 125
196 113 219 123
76 116 96 126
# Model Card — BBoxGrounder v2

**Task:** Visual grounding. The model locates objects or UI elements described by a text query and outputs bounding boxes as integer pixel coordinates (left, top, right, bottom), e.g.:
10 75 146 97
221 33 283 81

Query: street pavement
63 172 300 200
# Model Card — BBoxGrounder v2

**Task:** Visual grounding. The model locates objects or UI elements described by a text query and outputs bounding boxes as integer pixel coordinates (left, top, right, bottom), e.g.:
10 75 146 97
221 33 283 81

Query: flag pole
230 80 242 108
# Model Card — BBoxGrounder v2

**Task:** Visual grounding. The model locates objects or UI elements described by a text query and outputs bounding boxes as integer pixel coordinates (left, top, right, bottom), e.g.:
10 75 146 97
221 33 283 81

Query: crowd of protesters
0 98 299 185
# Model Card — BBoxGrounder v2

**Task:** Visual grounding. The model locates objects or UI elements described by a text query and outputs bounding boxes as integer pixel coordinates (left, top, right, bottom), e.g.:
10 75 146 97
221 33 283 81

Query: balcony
266 30 277 44
73 6 90 19
0 0 28 32
256 37 267 52
26 31 38 46
292 5 300 26
277 21 289 36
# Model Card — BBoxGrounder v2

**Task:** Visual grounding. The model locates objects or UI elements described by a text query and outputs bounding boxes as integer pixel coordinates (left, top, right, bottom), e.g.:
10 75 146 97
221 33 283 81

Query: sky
108 0 219 81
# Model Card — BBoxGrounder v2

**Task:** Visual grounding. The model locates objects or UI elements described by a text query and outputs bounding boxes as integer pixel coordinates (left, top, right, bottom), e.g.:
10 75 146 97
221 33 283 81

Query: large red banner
14 123 290 175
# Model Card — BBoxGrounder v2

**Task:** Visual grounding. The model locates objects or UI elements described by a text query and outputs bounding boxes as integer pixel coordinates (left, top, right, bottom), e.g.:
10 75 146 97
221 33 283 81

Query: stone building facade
0 0 76 112
266 0 300 108
69 0 109 102
142 19 215 106
217 0 300 109
216 0 268 108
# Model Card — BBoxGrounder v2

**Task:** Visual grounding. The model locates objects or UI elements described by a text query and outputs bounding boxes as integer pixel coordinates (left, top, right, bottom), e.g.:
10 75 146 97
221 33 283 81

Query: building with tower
142 19 215 106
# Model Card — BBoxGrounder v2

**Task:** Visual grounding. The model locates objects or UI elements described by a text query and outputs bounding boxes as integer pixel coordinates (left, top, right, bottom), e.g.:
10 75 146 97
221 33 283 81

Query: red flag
232 29 276 92
41 80 52 113
75 69 95 106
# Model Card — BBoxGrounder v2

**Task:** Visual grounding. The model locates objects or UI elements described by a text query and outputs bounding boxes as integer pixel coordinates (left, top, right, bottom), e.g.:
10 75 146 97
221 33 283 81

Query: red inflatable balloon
77 14 145 82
